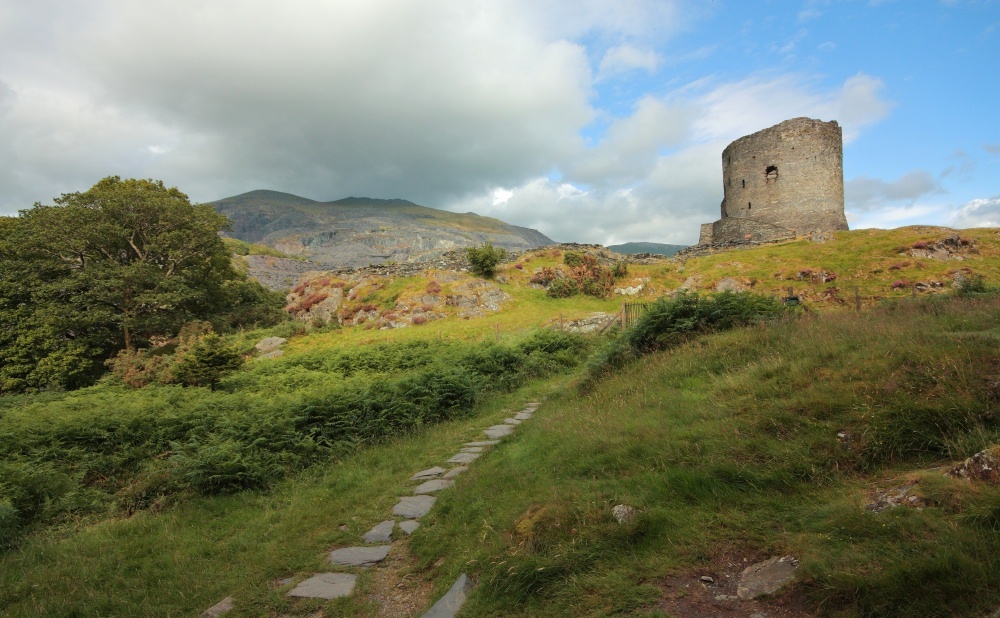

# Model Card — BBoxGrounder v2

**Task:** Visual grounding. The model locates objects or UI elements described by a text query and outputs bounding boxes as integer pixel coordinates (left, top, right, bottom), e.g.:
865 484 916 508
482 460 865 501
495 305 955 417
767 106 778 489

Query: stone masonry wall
701 117 848 245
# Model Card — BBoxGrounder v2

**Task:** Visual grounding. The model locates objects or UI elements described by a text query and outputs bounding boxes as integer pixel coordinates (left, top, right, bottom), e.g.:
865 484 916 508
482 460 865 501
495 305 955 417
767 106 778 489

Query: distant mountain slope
607 242 687 257
209 190 553 268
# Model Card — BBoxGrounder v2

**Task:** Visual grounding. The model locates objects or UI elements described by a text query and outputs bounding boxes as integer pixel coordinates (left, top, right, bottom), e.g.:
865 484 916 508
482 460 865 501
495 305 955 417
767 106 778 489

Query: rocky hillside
210 190 553 269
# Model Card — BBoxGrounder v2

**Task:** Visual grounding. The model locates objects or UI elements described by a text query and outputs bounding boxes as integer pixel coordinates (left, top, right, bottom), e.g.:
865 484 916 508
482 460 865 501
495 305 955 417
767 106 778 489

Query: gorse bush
585 291 787 382
0 329 587 547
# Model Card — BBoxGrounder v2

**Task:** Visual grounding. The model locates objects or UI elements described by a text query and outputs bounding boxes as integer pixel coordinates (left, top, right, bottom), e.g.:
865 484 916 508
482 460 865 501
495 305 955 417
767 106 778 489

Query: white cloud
950 196 1000 228
691 72 891 145
492 188 513 205
848 203 946 229
597 44 663 78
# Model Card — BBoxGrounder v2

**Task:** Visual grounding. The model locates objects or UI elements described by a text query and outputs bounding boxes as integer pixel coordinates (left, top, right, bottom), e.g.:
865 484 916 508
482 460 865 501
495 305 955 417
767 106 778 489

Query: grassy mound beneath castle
2 291 999 616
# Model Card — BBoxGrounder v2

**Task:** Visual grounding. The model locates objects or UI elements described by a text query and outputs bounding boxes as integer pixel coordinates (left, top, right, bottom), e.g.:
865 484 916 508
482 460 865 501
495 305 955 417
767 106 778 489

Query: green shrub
563 251 583 267
0 332 590 546
586 291 787 382
955 273 991 296
547 277 579 298
466 243 508 278
612 260 628 278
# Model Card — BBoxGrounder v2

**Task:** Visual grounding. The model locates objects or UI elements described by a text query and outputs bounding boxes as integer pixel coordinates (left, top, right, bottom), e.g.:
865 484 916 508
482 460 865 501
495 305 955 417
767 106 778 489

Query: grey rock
737 556 797 600
421 573 473 618
483 425 514 439
362 520 395 543
460 446 484 453
202 596 234 617
287 573 357 599
258 349 285 360
411 466 447 480
504 418 521 425
714 276 746 293
254 336 287 353
464 441 499 447
414 479 455 494
447 452 480 464
329 545 392 567
514 411 532 420
399 520 420 535
393 495 436 518
612 504 636 523
443 466 467 479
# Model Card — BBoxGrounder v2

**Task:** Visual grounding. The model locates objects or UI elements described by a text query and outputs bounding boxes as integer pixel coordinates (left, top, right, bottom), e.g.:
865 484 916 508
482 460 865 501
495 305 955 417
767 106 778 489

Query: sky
0 0 997 245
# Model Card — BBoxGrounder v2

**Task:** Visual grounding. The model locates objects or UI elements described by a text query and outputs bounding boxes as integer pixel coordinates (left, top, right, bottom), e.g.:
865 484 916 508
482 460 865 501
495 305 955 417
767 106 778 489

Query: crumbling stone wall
700 117 848 245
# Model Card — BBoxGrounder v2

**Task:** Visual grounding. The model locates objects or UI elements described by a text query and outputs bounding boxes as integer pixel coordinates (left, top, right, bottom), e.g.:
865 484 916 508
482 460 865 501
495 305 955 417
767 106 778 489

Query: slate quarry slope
210 190 553 269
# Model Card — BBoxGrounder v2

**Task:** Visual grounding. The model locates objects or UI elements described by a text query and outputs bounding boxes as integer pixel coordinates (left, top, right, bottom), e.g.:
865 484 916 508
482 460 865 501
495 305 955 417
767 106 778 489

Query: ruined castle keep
699 117 849 245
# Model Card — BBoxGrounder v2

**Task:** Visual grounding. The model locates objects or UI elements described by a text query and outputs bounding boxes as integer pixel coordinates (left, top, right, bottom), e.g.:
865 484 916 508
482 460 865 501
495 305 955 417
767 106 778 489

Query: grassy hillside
607 241 687 256
1 227 999 616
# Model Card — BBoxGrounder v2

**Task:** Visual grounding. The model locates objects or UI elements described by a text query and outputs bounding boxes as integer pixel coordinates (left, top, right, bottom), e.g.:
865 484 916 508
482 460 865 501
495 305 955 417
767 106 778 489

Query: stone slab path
201 401 543 617
393 495 437 518
362 520 396 543
287 573 357 599
411 466 446 480
414 479 455 494
329 545 392 567
420 573 472 618
446 452 480 464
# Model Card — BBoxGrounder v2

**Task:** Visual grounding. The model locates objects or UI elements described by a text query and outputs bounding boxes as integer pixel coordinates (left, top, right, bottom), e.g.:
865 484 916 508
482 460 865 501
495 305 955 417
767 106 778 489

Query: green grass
410 293 1000 616
0 380 562 617
2 261 1000 615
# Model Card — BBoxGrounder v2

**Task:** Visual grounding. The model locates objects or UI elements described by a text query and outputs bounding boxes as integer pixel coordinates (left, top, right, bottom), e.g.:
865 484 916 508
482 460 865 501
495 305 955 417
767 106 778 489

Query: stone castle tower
699 117 849 245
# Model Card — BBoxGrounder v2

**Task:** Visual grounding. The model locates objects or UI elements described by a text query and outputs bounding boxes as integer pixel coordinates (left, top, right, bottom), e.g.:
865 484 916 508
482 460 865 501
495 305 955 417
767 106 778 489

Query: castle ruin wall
700 117 848 245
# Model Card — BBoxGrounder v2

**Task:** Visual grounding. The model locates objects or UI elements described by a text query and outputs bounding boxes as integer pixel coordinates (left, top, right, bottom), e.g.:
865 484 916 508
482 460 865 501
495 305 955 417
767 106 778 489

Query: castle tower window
765 165 778 182
742 179 745 188
748 202 752 209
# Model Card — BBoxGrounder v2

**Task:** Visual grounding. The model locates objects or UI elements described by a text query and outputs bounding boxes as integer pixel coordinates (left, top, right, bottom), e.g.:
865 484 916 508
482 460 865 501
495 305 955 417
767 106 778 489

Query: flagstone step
287 573 357 599
329 545 391 567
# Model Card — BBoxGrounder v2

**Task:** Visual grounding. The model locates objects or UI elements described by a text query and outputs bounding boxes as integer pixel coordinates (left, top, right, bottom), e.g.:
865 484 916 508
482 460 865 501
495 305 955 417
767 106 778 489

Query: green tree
466 242 507 279
171 332 243 390
0 177 280 393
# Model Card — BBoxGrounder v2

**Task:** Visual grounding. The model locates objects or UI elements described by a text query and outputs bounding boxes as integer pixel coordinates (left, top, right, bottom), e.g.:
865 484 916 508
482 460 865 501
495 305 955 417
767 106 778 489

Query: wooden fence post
621 302 626 332
494 323 500 343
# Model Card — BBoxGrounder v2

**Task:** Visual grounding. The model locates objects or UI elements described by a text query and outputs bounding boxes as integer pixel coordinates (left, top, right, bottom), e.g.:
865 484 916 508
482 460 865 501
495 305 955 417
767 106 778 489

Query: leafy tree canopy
0 176 282 393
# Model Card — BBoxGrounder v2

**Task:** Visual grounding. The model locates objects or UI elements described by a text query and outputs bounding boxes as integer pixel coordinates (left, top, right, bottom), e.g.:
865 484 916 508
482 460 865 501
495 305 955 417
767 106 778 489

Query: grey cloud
984 143 1000 154
846 170 942 211
0 1 894 248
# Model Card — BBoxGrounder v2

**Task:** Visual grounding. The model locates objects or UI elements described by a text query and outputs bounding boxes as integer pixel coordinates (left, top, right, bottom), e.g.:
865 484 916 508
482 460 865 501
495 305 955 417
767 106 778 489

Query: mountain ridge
209 190 553 269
